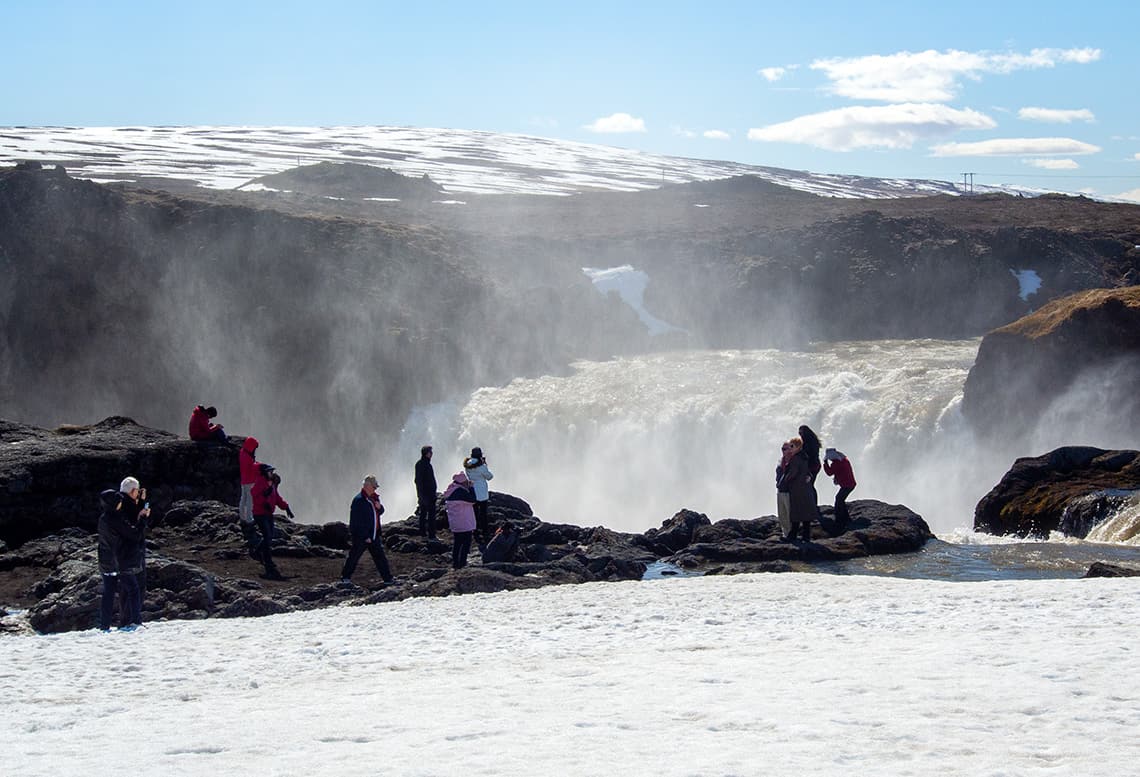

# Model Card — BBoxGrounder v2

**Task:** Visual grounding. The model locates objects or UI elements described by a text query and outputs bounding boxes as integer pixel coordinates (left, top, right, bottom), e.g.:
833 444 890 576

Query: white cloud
703 130 731 141
932 137 1101 157
672 126 697 139
1113 188 1140 203
1018 107 1095 123
583 113 647 134
747 103 995 151
1135 152 1140 160
811 47 1102 102
1023 158 1079 169
759 66 788 82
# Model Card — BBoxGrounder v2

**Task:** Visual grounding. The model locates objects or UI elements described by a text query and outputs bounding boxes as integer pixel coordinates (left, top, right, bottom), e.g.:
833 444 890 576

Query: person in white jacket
463 446 494 547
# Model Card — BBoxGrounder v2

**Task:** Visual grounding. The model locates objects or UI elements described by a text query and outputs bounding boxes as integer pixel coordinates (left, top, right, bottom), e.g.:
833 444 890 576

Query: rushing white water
386 339 1140 537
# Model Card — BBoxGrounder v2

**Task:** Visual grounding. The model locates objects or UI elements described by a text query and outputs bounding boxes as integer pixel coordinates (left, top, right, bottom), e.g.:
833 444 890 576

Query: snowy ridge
0 125 1026 198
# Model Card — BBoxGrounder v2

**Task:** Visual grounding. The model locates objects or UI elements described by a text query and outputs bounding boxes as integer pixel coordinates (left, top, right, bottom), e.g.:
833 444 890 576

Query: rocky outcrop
962 286 1140 442
0 417 238 547
666 500 932 571
239 162 445 200
974 447 1140 537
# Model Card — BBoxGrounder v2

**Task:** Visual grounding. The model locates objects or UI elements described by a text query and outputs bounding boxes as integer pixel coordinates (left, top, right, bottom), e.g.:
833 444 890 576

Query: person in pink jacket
823 448 857 534
442 472 478 569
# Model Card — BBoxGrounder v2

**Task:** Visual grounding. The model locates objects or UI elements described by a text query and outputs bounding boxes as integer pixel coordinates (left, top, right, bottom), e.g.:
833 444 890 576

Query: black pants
473 501 489 543
452 530 473 569
341 538 393 582
101 572 141 629
834 486 855 529
254 514 279 573
417 497 437 538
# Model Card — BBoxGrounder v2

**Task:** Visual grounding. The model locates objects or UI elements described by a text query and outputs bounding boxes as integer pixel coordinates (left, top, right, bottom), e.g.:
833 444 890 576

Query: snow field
2 573 1138 776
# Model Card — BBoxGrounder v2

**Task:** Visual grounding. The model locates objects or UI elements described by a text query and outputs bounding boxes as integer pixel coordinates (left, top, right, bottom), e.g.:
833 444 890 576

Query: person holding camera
251 463 293 581
101 476 150 630
463 447 493 548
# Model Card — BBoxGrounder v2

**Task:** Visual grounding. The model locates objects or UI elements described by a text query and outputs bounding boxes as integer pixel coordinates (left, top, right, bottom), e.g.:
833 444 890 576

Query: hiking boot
261 570 286 581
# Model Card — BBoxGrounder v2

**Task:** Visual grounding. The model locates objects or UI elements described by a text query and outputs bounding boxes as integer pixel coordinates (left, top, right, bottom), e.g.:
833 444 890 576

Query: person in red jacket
188 405 227 442
251 463 293 580
823 448 857 534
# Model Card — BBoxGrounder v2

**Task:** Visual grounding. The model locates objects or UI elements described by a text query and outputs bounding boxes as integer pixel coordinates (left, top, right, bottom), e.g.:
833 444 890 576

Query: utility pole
961 172 975 194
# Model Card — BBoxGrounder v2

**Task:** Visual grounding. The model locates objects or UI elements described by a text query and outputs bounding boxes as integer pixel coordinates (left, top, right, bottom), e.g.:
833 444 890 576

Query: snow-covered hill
0 125 1023 198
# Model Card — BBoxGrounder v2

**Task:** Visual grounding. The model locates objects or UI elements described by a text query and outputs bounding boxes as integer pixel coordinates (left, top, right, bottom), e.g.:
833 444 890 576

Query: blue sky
3 0 1138 199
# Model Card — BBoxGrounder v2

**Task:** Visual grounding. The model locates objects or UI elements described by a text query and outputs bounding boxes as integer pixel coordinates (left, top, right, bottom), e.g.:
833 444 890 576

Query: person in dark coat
97 488 136 630
777 438 815 541
482 522 520 564
107 477 150 630
251 463 293 580
798 424 824 524
824 448 858 534
414 445 438 539
188 405 227 442
340 475 394 586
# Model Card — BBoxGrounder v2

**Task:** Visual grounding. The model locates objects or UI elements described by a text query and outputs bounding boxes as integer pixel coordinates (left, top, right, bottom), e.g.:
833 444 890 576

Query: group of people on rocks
776 424 858 541
96 402 857 630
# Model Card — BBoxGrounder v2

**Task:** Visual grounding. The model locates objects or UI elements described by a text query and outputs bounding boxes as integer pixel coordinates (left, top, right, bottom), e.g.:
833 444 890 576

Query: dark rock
1084 562 1140 578
642 509 711 554
963 286 1140 444
668 501 931 570
0 417 240 547
974 447 1140 537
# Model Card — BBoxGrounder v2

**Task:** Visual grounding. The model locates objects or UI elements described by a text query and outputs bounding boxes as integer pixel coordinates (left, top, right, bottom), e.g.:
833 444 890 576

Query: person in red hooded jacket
252 463 293 580
823 448 857 534
188 405 227 442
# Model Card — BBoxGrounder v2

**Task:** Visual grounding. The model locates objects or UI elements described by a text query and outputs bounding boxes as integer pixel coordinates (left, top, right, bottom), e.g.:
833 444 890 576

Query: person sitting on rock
824 448 858 534
339 475 394 587
443 472 478 569
481 521 520 564
188 405 227 442
252 463 293 581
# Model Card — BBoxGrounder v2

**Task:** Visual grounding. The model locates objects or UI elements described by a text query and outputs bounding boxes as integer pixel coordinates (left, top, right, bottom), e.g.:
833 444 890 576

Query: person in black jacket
339 475 394 586
97 477 149 631
414 445 438 539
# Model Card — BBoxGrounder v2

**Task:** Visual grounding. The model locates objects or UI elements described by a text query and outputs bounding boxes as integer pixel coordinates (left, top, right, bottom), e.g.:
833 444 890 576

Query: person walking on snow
463 447 493 548
824 448 857 534
188 405 227 442
443 472 478 569
251 463 293 580
415 445 438 539
340 475 394 586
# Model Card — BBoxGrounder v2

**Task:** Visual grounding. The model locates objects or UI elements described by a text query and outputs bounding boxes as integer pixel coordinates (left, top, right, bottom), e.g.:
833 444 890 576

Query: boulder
641 509 711 555
974 447 1140 537
962 286 1140 443
1084 562 1140 578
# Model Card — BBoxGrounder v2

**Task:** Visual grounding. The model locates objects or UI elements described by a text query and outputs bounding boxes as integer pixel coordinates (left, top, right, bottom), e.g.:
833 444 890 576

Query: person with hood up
238 436 259 531
414 445 438 540
443 472 478 569
777 438 815 542
824 448 858 534
188 405 226 442
463 447 493 547
340 475 394 586
251 463 293 580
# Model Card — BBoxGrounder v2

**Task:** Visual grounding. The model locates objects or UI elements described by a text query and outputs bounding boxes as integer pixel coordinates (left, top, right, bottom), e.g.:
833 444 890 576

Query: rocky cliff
974 446 1140 537
962 286 1140 443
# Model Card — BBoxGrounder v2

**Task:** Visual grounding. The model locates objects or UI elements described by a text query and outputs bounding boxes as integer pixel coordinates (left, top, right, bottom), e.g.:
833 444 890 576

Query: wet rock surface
974 447 1140 537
